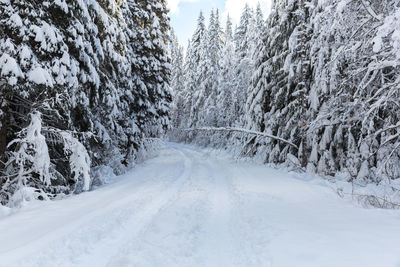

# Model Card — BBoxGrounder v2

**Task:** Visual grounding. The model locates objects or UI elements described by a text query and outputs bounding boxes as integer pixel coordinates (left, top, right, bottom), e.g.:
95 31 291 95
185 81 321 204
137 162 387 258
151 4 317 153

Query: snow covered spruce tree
306 0 400 182
180 12 206 128
216 15 236 127
195 9 224 127
245 0 313 164
125 0 172 139
232 4 256 126
245 0 400 182
0 0 172 205
188 10 215 127
169 29 185 128
174 7 260 129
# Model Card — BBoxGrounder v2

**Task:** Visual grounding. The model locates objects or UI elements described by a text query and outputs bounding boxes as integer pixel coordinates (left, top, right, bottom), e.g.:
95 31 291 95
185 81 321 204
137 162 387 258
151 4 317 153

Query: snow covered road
1 143 400 267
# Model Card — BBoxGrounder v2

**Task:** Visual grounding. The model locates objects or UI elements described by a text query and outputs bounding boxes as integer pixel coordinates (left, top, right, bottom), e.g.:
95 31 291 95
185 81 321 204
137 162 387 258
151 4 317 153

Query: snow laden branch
2 112 51 206
59 132 91 192
183 127 299 150
361 0 383 21
0 111 93 206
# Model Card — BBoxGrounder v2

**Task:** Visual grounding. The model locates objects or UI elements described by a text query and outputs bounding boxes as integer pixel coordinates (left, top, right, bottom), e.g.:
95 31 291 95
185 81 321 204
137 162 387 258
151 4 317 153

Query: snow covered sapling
0 110 94 206
60 132 91 192
1 112 51 206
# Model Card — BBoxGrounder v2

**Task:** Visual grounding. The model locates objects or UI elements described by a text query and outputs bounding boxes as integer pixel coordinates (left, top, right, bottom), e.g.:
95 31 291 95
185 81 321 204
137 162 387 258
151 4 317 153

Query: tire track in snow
11 147 192 267
74 148 193 267
193 156 237 267
224 162 279 267
100 146 239 267
105 151 213 266
168 146 271 267
2 172 171 267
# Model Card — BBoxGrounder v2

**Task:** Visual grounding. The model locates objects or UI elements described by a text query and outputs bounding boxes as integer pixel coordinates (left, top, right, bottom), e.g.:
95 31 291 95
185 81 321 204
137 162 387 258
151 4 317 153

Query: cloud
223 0 272 24
167 0 199 14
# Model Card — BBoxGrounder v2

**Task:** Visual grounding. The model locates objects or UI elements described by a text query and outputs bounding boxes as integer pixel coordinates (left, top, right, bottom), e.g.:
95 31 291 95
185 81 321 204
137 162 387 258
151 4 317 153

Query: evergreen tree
183 12 206 127
234 4 254 60
309 0 400 181
0 0 172 205
246 0 400 181
217 15 236 127
233 5 256 126
126 0 172 139
169 29 185 128
197 9 223 127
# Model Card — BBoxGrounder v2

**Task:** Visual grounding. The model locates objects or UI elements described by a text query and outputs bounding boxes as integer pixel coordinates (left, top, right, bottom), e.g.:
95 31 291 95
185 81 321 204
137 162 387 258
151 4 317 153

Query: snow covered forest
0 0 171 206
2 0 400 266
1 0 400 206
171 0 400 189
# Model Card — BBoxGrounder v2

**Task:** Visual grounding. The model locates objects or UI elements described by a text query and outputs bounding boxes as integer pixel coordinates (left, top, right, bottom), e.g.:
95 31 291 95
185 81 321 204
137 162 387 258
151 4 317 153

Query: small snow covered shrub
1 112 51 206
60 132 91 192
137 138 165 163
0 111 93 206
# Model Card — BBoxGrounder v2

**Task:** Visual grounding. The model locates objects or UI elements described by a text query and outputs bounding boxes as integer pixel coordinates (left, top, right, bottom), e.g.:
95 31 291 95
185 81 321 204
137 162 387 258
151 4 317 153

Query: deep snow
1 143 400 267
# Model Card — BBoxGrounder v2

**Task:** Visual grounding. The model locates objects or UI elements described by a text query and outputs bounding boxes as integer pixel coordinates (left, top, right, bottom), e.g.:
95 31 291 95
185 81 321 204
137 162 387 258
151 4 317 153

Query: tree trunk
0 102 7 161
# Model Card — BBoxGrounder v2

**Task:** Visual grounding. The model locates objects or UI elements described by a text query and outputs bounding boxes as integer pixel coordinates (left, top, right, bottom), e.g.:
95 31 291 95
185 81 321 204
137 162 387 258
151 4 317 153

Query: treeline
171 0 400 183
171 5 265 128
0 0 171 206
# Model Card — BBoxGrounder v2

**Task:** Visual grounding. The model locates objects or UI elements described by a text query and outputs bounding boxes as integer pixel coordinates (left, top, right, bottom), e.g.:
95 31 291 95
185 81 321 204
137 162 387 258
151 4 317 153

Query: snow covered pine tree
0 0 171 206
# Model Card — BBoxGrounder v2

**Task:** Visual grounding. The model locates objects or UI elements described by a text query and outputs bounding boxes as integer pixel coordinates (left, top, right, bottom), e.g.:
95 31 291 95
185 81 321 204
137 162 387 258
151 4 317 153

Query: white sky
167 0 199 14
223 0 272 23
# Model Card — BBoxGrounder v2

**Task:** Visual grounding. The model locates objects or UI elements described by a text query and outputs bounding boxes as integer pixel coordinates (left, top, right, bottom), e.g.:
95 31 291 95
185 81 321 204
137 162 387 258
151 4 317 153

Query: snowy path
1 143 400 267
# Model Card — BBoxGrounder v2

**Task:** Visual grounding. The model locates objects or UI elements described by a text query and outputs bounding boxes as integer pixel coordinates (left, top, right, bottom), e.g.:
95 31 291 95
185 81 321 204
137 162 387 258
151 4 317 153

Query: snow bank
0 205 11 219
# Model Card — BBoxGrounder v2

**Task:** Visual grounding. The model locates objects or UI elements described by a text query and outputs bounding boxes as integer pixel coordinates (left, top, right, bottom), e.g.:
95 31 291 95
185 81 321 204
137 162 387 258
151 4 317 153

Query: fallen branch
181 127 299 150
343 192 400 209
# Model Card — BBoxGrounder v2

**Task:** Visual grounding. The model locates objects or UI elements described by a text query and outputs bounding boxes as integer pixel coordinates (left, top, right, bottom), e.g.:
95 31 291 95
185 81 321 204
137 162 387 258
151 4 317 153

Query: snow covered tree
0 0 172 205
232 5 256 126
245 0 400 181
308 0 400 181
246 0 312 164
182 12 207 128
126 0 172 139
234 4 254 60
195 9 223 127
1 112 51 206
169 29 185 128
216 15 236 127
